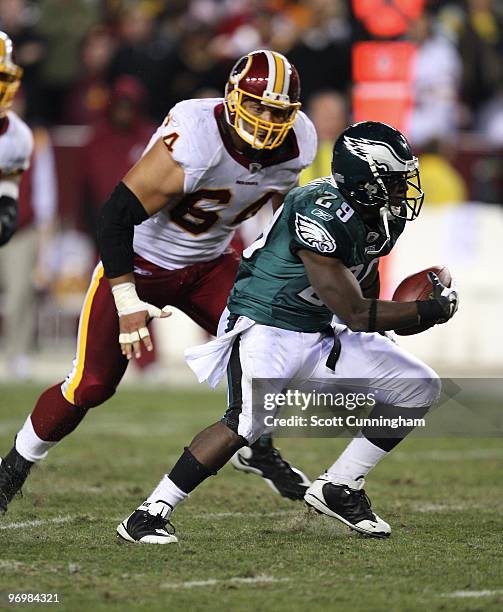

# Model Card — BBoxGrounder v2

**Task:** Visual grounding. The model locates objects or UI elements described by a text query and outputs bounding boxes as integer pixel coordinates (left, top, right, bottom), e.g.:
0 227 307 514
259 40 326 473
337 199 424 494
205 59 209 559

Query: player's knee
399 363 441 408
74 383 117 409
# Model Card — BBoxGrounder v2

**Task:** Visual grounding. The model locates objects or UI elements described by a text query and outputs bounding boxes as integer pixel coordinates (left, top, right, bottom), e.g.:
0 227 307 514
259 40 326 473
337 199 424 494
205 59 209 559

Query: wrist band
111 282 143 316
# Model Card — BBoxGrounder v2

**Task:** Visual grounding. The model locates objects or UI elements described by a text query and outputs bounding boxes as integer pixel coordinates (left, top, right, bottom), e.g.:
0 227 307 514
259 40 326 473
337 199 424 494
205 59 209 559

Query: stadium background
0 3 502 610
0 0 502 381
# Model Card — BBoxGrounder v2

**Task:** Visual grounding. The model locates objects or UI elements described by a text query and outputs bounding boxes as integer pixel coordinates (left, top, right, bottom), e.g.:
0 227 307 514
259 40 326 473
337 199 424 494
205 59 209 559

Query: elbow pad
97 182 149 279
0 195 18 247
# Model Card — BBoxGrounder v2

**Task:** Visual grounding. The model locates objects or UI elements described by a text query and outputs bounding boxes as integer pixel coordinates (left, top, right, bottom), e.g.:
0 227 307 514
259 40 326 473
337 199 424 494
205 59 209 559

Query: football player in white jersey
0 31 33 247
0 50 317 517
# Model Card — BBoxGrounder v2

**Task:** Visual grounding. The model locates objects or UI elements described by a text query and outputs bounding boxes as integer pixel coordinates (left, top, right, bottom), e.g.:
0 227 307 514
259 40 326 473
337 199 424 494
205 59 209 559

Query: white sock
326 437 387 486
144 475 188 510
15 416 58 462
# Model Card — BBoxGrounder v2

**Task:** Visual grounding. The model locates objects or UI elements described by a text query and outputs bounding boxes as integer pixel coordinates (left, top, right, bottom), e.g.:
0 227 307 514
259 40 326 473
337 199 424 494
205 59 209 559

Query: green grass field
0 384 502 612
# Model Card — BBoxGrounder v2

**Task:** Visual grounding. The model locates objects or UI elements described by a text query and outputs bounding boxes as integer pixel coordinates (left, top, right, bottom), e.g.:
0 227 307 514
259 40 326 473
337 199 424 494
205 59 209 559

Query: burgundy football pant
31 252 240 441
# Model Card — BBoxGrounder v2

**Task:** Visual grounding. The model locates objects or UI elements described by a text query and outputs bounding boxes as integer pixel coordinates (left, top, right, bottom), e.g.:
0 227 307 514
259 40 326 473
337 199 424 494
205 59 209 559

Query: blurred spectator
77 74 158 372
210 1 297 59
0 118 58 379
162 25 228 110
476 86 503 147
0 0 47 122
37 0 100 123
299 90 348 185
107 4 178 122
62 25 116 125
407 11 462 148
78 75 155 240
287 0 352 103
418 138 468 206
458 0 503 124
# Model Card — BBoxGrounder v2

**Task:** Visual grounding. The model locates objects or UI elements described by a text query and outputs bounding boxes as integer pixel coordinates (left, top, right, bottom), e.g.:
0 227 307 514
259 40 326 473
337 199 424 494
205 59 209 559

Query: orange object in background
352 0 425 38
352 41 418 137
352 82 413 134
353 42 417 82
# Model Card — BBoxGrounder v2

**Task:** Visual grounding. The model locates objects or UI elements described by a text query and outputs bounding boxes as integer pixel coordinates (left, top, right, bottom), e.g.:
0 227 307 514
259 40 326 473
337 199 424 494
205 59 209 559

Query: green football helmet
331 121 424 221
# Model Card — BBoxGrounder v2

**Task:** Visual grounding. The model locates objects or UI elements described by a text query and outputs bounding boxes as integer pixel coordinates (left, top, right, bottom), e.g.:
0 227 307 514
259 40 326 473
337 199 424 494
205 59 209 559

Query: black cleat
304 476 391 538
117 501 178 544
231 445 311 501
0 447 33 515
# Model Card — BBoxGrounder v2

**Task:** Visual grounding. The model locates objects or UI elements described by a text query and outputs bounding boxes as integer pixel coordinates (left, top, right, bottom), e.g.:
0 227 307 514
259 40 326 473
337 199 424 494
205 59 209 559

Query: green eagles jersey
228 177 406 332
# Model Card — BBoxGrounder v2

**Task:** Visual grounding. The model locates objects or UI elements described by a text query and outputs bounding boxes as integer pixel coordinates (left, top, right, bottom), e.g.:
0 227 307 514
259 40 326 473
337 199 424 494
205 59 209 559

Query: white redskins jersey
133 98 317 269
0 111 33 179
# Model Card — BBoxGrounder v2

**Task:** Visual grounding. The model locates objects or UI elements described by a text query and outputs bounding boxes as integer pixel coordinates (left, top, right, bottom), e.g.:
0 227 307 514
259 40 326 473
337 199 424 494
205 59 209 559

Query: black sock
251 434 272 451
363 405 430 452
168 447 216 494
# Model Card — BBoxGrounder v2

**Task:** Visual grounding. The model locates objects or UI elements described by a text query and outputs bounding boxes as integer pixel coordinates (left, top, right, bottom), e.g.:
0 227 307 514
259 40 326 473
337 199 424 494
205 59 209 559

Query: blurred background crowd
0 0 502 380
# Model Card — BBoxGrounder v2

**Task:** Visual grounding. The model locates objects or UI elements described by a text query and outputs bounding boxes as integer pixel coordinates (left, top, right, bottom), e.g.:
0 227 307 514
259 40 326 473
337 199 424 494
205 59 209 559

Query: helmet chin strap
365 206 391 255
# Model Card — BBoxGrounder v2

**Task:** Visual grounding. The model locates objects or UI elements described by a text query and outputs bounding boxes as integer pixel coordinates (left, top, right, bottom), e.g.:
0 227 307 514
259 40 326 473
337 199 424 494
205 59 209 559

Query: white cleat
304 475 391 538
117 500 178 544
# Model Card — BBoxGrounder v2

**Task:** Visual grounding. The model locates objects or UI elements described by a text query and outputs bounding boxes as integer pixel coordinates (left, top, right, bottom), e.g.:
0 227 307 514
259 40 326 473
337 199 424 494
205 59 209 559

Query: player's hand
118 307 170 360
428 271 459 323
111 282 171 360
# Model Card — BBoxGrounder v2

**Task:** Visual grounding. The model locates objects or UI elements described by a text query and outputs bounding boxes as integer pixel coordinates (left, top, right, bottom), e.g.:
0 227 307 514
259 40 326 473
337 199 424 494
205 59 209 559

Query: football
392 265 452 336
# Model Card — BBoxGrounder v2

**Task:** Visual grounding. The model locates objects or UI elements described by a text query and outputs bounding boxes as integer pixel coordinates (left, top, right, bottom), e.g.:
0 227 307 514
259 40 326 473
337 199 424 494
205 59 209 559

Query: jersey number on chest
170 189 276 235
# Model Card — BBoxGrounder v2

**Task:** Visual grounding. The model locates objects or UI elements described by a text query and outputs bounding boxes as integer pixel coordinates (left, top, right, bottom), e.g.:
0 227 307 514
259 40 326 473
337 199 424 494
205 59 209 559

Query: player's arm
360 266 380 299
0 176 21 247
299 250 456 332
97 138 185 360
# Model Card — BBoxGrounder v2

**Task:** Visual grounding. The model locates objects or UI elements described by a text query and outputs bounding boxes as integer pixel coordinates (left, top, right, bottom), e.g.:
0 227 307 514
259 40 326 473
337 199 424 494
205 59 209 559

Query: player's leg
180 252 311 501
0 263 129 515
304 329 441 537
117 324 303 543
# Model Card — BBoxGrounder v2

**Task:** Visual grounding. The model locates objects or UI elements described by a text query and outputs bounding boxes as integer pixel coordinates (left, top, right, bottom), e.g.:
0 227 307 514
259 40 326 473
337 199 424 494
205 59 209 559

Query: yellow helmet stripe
0 36 6 59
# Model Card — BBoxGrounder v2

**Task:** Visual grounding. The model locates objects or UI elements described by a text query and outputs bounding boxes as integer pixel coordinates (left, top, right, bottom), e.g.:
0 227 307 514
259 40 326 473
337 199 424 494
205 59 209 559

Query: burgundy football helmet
224 49 301 150
0 31 22 117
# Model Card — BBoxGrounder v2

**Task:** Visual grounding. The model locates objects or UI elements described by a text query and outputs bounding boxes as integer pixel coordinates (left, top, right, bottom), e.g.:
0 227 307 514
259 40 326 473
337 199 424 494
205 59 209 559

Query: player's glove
428 271 458 322
0 195 18 247
417 272 459 326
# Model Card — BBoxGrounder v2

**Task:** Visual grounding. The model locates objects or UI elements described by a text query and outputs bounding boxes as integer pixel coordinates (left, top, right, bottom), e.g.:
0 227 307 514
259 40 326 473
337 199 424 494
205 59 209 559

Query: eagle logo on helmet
343 136 414 173
224 50 301 150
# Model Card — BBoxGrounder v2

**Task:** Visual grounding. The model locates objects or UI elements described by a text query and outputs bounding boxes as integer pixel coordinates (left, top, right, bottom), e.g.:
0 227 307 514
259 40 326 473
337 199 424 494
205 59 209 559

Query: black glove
417 272 459 325
0 195 18 247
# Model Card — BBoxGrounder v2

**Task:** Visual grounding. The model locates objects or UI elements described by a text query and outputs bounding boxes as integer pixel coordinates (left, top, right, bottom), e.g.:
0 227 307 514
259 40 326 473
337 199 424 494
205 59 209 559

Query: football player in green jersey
118 121 459 543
